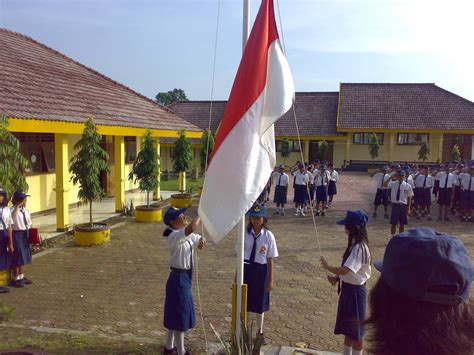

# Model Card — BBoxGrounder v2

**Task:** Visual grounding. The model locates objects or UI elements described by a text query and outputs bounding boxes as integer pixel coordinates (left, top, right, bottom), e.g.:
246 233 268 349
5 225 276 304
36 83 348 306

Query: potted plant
367 133 380 174
128 130 162 222
417 141 430 163
451 144 461 162
171 130 193 207
319 140 329 162
198 129 215 196
280 136 291 167
69 117 110 246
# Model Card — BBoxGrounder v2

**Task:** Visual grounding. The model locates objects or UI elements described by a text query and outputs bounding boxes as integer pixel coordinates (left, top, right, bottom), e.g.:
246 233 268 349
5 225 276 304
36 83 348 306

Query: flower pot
0 270 10 287
135 205 163 223
197 186 203 197
171 193 192 208
74 223 111 246
367 167 378 175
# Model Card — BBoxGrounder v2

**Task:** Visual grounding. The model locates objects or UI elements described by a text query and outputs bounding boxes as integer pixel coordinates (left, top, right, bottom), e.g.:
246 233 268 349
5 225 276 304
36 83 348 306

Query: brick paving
2 172 473 352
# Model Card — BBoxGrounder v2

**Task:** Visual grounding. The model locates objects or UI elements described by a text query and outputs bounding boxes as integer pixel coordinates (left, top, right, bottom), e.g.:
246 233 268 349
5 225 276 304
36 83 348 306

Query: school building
171 84 474 170
0 29 202 231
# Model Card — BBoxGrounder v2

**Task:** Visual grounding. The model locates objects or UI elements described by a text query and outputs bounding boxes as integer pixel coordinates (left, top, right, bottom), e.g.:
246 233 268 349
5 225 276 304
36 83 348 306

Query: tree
319 140 329 161
128 130 159 207
0 114 29 197
451 144 461 162
200 129 215 173
156 88 188 106
368 133 380 164
69 117 109 228
417 141 431 162
280 136 291 166
173 130 193 173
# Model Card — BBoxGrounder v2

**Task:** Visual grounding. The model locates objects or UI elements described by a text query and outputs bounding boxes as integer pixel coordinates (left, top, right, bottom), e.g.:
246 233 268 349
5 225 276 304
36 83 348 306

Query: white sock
166 330 175 350
343 345 352 355
352 349 363 355
175 331 185 355
20 274 24 279
14 275 20 281
256 313 264 333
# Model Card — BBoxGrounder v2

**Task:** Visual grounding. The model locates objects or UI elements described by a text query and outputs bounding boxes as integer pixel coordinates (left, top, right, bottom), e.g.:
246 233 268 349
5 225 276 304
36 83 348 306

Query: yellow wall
333 142 345 169
275 152 304 168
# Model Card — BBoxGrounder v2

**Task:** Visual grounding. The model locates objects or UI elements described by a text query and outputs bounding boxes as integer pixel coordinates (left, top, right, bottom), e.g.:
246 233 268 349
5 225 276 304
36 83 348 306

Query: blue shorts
294 185 306 204
374 189 389 206
418 188 431 207
461 191 474 210
438 188 453 206
316 186 328 203
391 203 408 226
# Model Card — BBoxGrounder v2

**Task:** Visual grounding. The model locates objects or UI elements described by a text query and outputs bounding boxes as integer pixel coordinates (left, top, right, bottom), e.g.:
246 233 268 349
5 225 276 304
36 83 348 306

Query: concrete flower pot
367 167 378 175
0 270 10 287
135 205 163 223
171 193 193 208
74 223 111 246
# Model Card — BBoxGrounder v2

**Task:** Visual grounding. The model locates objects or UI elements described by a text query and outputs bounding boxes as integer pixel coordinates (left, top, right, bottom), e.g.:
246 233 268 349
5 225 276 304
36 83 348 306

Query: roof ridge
341 82 436 86
0 28 177 116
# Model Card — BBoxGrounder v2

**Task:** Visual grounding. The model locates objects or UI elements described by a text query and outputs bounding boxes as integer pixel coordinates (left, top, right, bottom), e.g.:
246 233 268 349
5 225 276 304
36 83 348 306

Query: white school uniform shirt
329 170 339 182
340 243 372 285
452 173 461 186
274 172 289 187
388 180 414 205
414 174 433 188
461 174 474 191
406 175 415 189
11 206 32 231
315 171 331 187
293 171 309 186
241 227 278 265
0 207 12 230
435 172 455 189
372 172 390 190
308 170 315 185
167 228 202 270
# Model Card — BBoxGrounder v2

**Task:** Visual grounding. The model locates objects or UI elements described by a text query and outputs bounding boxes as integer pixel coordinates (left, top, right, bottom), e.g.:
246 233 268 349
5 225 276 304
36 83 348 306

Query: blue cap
320 164 328 169
396 170 406 177
13 189 29 199
163 207 187 226
374 227 473 305
336 210 369 227
248 204 266 218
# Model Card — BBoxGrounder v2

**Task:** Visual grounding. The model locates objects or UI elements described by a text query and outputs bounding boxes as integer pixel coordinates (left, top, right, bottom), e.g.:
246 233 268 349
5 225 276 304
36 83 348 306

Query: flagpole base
232 283 248 336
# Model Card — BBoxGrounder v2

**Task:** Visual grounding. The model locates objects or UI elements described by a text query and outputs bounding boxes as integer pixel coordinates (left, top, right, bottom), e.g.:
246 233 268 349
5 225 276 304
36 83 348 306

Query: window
124 136 137 163
353 133 384 145
397 133 429 145
275 140 301 152
14 133 55 174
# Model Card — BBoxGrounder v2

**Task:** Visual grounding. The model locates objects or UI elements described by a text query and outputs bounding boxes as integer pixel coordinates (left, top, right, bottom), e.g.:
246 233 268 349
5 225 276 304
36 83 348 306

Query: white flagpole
235 0 250 346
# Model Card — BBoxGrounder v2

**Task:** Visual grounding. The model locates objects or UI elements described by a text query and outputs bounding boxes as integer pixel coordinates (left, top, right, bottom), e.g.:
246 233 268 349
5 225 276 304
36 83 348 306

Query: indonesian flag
198 0 295 242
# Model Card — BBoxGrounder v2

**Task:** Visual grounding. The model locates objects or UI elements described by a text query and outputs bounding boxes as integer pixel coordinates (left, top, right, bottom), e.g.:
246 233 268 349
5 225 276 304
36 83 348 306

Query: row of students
0 187 34 294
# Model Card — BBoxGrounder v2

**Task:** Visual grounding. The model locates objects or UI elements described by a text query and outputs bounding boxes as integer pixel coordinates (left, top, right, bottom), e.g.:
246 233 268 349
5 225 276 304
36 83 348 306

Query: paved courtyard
1 172 473 353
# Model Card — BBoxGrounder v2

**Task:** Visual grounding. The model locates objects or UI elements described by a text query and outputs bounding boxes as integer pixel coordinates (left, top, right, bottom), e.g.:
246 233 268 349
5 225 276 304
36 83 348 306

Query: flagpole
235 0 250 346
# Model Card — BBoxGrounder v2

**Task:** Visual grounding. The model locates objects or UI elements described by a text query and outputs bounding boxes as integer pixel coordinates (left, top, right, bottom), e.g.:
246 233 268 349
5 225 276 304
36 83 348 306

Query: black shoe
21 277 33 285
437 217 443 221
10 280 24 288
427 216 433 221
373 212 377 218
321 211 325 216
0 287 10 293
444 217 451 222
256 332 268 346
315 211 320 216
162 347 177 355
384 213 389 219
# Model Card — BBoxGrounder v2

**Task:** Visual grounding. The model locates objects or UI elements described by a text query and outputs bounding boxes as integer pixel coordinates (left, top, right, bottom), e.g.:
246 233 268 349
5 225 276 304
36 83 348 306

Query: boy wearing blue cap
367 227 474 355
242 205 278 344
320 210 371 355
162 207 206 355
0 187 13 294
385 171 413 236
313 164 331 216
413 166 434 221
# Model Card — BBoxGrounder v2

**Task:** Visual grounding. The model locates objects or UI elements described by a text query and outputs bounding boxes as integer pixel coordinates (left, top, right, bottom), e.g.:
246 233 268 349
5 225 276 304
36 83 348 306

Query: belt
391 202 407 205
170 267 191 273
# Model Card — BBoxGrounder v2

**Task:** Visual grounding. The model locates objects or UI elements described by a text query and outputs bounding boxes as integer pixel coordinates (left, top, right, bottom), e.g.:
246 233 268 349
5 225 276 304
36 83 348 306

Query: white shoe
301 211 306 217
281 210 285 216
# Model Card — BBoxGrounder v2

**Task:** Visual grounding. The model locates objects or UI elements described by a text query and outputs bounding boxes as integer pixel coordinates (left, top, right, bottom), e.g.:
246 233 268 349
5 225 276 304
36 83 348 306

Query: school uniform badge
259 246 267 254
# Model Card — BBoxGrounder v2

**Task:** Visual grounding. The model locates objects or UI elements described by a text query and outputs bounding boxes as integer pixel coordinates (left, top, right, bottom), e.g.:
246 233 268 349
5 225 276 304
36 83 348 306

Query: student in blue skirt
320 210 371 355
243 205 278 345
162 207 206 355
0 187 13 294
10 190 33 288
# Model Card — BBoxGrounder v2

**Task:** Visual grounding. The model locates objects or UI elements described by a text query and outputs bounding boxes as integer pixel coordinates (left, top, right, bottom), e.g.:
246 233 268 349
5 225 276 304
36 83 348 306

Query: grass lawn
160 177 204 192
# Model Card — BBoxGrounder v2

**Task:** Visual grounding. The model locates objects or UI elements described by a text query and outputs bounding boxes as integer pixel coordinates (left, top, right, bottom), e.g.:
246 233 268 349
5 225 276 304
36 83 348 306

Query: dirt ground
1 172 473 353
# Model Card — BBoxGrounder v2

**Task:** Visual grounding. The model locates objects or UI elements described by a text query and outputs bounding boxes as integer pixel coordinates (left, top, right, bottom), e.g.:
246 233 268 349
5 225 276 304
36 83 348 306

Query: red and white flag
198 0 295 242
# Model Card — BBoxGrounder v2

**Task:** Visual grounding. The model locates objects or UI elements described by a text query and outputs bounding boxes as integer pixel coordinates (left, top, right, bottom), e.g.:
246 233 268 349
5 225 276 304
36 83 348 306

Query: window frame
124 136 137 164
397 133 430 145
352 132 384 145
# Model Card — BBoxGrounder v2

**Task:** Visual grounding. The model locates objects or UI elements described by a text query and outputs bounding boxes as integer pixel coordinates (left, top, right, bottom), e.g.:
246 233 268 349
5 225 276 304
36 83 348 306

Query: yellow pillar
54 133 70 232
114 136 125 212
179 171 186 192
155 138 161 200
303 140 309 162
344 134 351 164
437 133 444 163
387 132 395 162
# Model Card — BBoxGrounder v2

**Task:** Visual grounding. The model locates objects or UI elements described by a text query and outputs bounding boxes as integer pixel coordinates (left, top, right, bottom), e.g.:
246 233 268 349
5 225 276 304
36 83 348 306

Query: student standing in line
451 164 463 215
0 187 13 294
432 166 440 200
328 163 339 207
162 207 206 355
320 210 371 355
435 164 455 221
385 171 413 237
292 163 309 217
371 166 390 219
461 165 474 222
314 164 331 216
273 165 289 216
10 190 33 288
242 205 278 345
413 166 434 221
306 164 315 212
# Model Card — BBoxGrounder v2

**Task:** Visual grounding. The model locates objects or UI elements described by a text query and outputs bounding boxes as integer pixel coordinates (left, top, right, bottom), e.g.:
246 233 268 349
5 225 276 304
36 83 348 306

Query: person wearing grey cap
366 227 474 355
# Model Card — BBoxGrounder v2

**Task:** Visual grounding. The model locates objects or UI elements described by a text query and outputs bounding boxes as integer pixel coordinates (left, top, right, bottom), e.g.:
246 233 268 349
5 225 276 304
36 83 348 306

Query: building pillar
114 136 125 212
387 132 395 162
155 138 161 200
437 133 444 163
303 140 309 163
54 134 70 232
344 134 351 164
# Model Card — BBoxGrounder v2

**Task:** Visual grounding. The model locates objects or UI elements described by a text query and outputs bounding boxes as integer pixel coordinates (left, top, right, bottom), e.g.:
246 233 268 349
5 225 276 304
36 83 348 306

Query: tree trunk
89 200 93 228
147 191 150 207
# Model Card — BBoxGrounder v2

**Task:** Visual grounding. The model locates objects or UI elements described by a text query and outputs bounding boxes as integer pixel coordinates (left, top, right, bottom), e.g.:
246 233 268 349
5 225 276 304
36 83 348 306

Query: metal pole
235 0 250 347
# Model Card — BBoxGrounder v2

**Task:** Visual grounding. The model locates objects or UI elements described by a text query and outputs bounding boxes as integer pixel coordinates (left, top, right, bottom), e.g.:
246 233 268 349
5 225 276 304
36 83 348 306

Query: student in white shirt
320 210 371 355
273 165 289 216
413 166 434 221
0 187 13 294
162 207 206 355
328 163 339 207
461 165 474 222
314 164 331 216
385 171 413 236
292 164 309 216
10 190 33 288
435 165 455 221
371 166 390 219
451 165 463 214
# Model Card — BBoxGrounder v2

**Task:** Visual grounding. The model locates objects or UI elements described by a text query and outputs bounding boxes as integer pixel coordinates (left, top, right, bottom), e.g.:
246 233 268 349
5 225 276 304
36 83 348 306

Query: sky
1 0 473 101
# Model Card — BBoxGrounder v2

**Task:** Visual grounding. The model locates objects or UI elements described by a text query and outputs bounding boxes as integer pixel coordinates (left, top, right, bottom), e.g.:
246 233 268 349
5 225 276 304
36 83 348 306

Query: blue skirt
274 186 287 204
244 262 269 314
12 230 32 267
0 231 11 271
163 269 196 332
334 282 367 341
328 181 337 196
293 185 306 203
316 186 328 202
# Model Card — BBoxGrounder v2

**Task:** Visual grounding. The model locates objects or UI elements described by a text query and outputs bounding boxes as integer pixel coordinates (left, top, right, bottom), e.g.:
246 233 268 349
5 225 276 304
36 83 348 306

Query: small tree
128 130 159 207
69 117 109 228
368 133 380 165
280 136 291 166
319 140 329 161
173 130 193 193
200 129 215 173
156 88 188 106
417 141 431 162
451 144 461 162
0 114 29 197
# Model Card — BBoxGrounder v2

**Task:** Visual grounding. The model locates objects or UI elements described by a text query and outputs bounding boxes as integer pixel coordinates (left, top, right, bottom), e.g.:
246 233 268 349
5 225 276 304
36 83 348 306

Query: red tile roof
338 83 474 130
170 92 342 137
0 29 201 132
